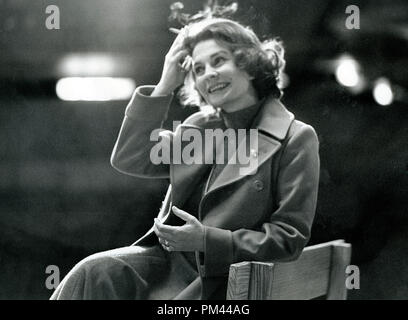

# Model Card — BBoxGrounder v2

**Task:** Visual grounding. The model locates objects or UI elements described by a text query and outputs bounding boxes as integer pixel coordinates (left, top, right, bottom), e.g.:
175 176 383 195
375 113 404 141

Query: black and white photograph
0 0 407 303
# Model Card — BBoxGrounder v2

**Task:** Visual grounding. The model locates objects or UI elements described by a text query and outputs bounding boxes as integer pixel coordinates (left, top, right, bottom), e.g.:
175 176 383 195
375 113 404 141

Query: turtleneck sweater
220 99 263 130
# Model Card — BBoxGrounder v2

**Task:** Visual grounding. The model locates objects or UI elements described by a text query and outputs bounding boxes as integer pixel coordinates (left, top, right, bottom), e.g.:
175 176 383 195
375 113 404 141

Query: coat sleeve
200 123 320 277
110 85 174 179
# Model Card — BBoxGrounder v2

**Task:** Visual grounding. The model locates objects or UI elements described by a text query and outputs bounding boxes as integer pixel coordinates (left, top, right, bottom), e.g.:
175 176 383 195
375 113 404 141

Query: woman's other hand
153 206 204 252
152 28 192 96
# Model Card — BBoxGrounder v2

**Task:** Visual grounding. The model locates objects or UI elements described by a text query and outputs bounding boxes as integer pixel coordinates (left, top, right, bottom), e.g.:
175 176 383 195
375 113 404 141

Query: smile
208 82 230 94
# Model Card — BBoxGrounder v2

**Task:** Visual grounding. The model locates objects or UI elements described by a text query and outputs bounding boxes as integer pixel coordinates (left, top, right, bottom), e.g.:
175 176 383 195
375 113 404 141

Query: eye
193 65 204 76
213 56 226 66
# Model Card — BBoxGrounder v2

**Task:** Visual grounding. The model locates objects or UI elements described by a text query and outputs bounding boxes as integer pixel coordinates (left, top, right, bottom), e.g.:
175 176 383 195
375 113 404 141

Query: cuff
125 85 173 121
199 226 233 277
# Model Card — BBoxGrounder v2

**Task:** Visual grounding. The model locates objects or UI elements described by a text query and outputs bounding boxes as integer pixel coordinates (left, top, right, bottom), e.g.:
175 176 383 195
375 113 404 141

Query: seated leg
50 245 168 300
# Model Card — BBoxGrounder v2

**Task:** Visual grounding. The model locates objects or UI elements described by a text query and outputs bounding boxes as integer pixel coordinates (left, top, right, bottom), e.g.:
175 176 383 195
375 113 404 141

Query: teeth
209 83 229 93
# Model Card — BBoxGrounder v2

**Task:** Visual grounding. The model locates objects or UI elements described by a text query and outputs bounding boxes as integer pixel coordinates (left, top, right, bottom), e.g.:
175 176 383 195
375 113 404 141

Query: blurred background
0 0 407 299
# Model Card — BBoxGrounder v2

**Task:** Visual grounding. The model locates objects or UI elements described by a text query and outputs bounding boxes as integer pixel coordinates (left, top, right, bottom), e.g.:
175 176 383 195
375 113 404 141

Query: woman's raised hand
152 27 192 96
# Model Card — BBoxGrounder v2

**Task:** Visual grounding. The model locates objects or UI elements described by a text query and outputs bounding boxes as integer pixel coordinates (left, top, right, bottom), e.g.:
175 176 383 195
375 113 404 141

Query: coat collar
254 95 295 141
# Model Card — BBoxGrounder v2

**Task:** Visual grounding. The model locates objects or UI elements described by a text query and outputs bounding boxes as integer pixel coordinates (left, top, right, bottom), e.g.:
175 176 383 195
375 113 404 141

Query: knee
54 253 133 299
72 253 135 294
73 252 124 279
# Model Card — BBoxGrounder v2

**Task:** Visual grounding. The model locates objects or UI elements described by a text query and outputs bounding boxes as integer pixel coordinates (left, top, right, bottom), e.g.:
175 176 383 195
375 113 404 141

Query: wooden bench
227 239 352 300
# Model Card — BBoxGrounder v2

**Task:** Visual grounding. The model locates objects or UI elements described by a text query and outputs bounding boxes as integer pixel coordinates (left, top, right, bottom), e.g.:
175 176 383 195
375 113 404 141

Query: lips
208 82 230 94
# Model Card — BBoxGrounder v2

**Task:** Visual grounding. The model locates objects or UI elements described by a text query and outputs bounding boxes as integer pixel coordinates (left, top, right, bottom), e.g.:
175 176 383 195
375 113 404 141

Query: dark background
0 0 407 299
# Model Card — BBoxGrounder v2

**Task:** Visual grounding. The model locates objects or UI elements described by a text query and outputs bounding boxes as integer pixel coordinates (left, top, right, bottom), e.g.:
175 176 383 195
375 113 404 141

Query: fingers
153 218 178 238
158 237 168 246
181 56 193 72
153 206 197 252
158 26 190 92
158 237 174 252
155 225 175 252
172 49 189 66
165 47 189 75
158 236 173 247
163 245 174 252
169 26 188 53
172 206 195 222
167 41 184 57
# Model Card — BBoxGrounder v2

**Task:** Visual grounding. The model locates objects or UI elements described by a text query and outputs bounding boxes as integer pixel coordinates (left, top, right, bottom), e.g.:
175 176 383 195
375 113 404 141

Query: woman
51 17 320 300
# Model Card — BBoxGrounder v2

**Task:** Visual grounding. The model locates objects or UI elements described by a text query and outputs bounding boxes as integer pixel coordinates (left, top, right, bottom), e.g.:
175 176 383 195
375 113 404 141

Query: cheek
235 72 252 89
194 78 207 96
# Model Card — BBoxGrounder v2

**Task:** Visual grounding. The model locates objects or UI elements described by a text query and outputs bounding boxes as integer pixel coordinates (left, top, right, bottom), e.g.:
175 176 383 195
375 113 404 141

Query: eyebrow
193 50 229 65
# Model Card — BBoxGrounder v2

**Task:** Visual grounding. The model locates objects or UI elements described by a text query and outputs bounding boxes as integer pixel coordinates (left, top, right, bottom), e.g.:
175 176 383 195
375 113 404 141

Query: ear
243 68 255 81
247 73 255 81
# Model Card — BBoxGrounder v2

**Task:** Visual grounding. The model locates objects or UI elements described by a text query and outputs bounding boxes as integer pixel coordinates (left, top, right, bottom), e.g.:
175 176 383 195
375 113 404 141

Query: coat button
253 180 264 191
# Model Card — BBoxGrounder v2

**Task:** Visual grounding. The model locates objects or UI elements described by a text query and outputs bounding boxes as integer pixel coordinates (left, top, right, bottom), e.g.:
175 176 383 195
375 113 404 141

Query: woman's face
191 39 258 112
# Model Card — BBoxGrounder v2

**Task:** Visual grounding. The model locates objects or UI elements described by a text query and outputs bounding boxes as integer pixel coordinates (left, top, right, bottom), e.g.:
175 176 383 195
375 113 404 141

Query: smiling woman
178 18 286 109
50 10 320 300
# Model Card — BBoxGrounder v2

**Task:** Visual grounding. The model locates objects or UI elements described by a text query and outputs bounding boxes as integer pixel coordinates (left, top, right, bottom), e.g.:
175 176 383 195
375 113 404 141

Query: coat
110 85 320 299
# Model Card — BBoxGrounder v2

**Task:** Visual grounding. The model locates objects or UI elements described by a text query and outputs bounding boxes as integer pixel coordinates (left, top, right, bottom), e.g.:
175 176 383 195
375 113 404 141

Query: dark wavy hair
179 18 286 107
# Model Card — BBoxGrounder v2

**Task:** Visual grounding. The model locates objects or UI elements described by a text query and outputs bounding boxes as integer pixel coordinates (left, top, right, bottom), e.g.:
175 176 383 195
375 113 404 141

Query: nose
204 66 218 79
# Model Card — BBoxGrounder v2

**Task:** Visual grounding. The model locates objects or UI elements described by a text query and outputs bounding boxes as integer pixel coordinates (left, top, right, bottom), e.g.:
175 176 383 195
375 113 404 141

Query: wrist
151 82 174 97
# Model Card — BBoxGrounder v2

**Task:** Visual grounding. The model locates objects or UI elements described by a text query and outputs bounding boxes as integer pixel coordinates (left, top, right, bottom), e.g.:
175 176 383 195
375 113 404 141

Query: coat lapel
206 133 281 193
256 97 295 141
170 114 224 207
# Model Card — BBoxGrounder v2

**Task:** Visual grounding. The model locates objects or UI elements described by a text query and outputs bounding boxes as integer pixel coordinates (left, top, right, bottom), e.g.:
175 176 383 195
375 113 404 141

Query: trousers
50 245 200 300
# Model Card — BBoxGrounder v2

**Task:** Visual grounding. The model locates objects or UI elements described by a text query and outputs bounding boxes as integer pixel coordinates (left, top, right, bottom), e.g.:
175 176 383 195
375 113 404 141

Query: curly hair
178 18 286 107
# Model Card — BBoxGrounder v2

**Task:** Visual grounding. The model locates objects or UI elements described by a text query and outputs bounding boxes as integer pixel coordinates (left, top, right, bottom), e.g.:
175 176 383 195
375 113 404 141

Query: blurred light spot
56 77 136 101
59 54 117 77
373 78 394 106
335 55 361 87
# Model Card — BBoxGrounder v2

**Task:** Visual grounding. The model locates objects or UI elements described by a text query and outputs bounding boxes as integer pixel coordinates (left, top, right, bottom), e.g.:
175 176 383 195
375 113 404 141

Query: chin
207 96 228 109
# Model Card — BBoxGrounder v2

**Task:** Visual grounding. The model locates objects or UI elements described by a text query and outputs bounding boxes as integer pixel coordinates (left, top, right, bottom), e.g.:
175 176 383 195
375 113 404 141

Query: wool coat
110 85 320 299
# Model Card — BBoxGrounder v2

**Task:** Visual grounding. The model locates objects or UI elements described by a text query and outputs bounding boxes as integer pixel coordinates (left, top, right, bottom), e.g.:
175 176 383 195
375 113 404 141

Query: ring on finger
162 244 171 252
